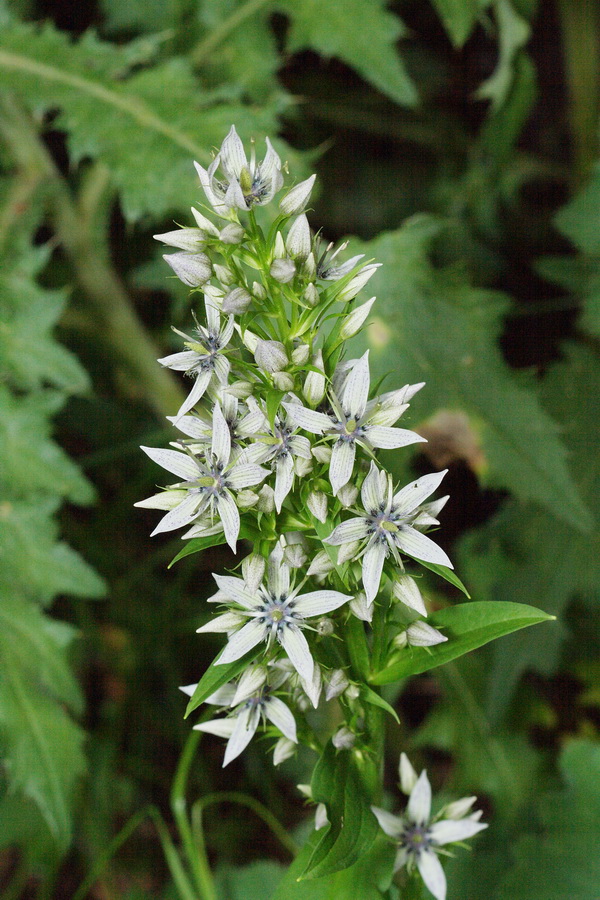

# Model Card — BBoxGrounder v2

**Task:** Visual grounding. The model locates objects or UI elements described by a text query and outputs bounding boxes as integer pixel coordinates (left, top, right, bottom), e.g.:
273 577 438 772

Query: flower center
400 823 432 857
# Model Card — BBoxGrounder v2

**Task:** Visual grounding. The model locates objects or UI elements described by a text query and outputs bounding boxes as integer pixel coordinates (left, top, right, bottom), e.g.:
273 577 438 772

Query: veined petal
371 807 404 838
228 463 269 491
294 590 352 618
167 414 210 440
141 446 199 482
220 125 248 179
225 178 248 211
158 350 200 371
361 461 385 513
223 705 261 766
211 402 231 467
329 440 356 494
219 314 235 348
135 489 186 510
194 718 236 739
212 354 231 386
429 818 488 846
213 574 259 610
217 618 266 665
268 543 290 598
149 493 202 535
362 540 387 604
194 160 229 215
324 517 369 546
196 612 244 633
365 425 426 450
280 625 314 683
283 402 332 434
417 850 447 900
395 526 453 569
176 368 212 419
289 435 312 459
408 770 432 825
217 491 240 552
274 454 295 512
392 470 448 516
265 697 297 743
342 352 370 419
260 137 283 184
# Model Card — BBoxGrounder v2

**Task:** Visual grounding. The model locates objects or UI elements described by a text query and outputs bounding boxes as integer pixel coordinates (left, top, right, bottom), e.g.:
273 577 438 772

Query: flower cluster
138 128 475 890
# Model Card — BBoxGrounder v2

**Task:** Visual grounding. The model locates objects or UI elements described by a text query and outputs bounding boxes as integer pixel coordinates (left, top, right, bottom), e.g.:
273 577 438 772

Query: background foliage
0 0 598 897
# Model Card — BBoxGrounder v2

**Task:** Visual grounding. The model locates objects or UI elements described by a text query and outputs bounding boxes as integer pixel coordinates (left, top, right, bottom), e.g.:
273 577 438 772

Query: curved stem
192 790 299 858
191 0 275 67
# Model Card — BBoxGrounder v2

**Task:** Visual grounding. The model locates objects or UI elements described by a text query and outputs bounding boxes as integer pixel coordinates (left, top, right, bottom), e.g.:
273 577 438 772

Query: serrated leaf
278 0 417 107
0 22 290 220
184 648 262 718
351 218 592 531
301 741 379 879
371 601 553 684
431 0 482 47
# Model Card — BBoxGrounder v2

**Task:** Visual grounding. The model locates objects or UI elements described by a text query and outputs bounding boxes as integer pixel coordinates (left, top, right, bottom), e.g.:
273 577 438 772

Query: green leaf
272 834 396 900
184 648 262 718
361 685 400 724
301 741 379 879
278 0 418 107
554 162 600 255
169 520 264 567
215 860 286 900
416 559 471 597
371 601 553 684
351 218 592 532
496 740 600 900
476 0 530 112
431 0 482 47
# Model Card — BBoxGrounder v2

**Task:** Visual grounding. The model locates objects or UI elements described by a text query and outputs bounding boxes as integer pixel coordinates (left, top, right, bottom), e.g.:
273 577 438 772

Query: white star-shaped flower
325 462 453 603
372 754 487 900
158 298 234 421
206 544 351 682
249 409 312 512
139 402 268 551
284 352 426 494
168 390 265 465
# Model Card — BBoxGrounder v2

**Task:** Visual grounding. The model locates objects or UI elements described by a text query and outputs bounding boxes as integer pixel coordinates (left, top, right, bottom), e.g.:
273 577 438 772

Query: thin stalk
0 94 184 419
191 0 275 66
192 791 299 858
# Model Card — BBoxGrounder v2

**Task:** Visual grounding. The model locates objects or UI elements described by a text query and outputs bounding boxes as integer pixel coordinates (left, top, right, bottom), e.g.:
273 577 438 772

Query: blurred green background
0 0 599 897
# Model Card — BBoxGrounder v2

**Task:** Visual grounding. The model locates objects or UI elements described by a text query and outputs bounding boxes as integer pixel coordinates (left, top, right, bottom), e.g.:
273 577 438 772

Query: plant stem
191 0 275 66
0 94 184 420
192 791 299 857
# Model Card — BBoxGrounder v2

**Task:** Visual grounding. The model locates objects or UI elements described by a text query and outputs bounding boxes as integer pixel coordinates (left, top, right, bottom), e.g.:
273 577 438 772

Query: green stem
192 791 299 858
191 0 275 66
0 94 184 420
558 0 600 186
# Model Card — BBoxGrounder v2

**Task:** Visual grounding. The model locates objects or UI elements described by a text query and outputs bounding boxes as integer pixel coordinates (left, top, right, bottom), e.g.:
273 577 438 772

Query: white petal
213 575 259 610
286 214 311 260
217 491 240 552
194 160 229 215
220 125 248 179
361 461 385 513
217 619 266 666
282 402 332 434
395 526 453 569
135 489 187 511
329 440 356 494
157 350 199 371
211 402 231 467
365 425 426 450
392 470 448 516
417 850 447 900
194 718 236 739
196 612 244 633
324 517 369 546
399 753 419 794
150 493 202 535
268 544 290 598
408 770 432 825
442 796 477 820
371 807 404 838
176 368 212 419
223 706 260 766
280 625 314 683
274 454 294 512
289 435 312 459
204 684 237 705
265 697 297 742
141 446 199 482
393 847 410 873
227 463 269 490
167 414 210 440
362 541 387 604
341 352 370 419
294 590 351 618
429 818 488 846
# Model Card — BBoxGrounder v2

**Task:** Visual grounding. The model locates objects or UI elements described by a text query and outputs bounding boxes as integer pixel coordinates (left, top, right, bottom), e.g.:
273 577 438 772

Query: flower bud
405 621 447 646
399 752 418 794
338 540 361 565
273 231 286 258
294 456 313 477
237 324 259 353
163 252 212 287
443 796 477 820
392 575 427 616
303 283 319 307
273 737 296 766
345 683 360 701
280 174 317 215
222 286 252 314
312 445 332 464
332 726 356 750
349 592 373 622
315 802 329 831
286 214 311 260
190 206 220 236
337 483 358 508
236 489 259 509
227 380 253 399
302 253 317 280
340 297 376 340
214 262 235 286
307 490 327 524
326 669 349 701
219 222 245 244
303 350 326 406
338 263 381 301
284 544 307 568
270 258 296 283
154 228 207 252
272 371 295 391
316 617 334 636
291 343 310 365
255 340 288 373
252 281 267 300
242 553 266 591
257 485 275 513
307 549 334 577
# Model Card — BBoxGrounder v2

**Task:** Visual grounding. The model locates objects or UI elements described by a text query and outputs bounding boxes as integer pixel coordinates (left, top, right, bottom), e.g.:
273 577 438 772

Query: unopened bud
237 325 259 353
236 489 259 509
284 544 307 568
219 222 245 244
270 257 296 283
338 264 381 302
274 737 296 766
292 343 310 365
233 665 267 705
302 252 317 280
294 456 313 477
332 726 356 750
280 174 317 215
405 621 447 646
307 549 334 577
273 231 286 258
227 380 253 399
286 214 311 260
252 281 267 300
392 575 427 616
163 252 212 287
443 796 477 819
315 802 329 830
307 490 327 523
303 350 326 406
154 228 206 252
222 286 252 314
326 669 349 701
272 371 295 391
399 753 418 794
257 485 275 513
190 206 220 236
349 592 373 622
214 263 235 286
255 340 288 373
303 283 319 307
337 483 358 508
345 683 360 701
340 297 376 340
312 445 332 464
317 617 334 636
338 540 361 565
242 553 266 592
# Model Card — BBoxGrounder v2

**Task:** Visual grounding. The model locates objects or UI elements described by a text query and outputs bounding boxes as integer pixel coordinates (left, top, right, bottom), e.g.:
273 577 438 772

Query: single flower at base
372 754 487 900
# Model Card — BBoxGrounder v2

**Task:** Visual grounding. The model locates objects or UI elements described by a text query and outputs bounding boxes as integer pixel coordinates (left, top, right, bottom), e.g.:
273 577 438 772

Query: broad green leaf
431 0 482 47
371 601 553 684
272 834 396 900
184 648 262 717
0 21 290 220
496 740 600 900
476 0 530 111
278 0 418 107
352 218 592 532
301 741 379 879
554 162 600 255
215 860 286 900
